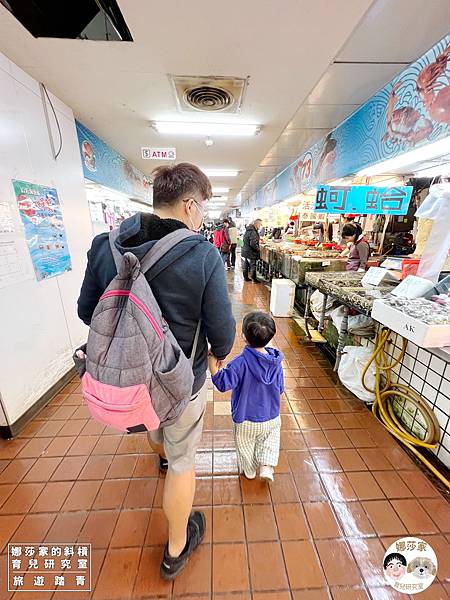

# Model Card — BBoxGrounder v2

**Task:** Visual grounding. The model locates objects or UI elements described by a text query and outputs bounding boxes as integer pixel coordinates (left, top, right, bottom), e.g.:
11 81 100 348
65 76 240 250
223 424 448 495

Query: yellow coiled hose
361 327 450 490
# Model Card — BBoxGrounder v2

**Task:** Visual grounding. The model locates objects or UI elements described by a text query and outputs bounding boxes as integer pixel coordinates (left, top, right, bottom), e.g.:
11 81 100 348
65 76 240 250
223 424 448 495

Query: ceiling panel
286 104 360 129
306 62 407 106
337 0 450 63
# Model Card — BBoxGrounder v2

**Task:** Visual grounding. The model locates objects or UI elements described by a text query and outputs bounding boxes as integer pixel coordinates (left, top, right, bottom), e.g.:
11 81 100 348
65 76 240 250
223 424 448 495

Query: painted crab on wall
383 44 450 145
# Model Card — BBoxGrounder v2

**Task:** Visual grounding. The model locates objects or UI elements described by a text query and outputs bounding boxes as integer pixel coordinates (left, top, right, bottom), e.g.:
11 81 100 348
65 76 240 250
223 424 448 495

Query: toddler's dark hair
243 311 276 348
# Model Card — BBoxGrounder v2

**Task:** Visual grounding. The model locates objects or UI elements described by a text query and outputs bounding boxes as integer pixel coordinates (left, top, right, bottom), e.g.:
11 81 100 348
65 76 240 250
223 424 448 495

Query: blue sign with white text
314 185 413 215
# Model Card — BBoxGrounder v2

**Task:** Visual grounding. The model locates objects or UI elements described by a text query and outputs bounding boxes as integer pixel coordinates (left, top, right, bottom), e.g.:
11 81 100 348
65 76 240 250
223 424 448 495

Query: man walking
77 163 235 579
242 218 262 283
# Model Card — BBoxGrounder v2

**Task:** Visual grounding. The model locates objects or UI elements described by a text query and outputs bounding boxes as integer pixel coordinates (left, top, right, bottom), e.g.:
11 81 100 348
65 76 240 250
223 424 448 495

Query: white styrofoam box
270 279 296 317
372 300 450 348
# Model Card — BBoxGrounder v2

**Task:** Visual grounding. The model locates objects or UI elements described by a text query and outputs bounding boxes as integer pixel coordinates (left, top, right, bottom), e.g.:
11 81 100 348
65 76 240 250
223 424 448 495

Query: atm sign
142 147 176 160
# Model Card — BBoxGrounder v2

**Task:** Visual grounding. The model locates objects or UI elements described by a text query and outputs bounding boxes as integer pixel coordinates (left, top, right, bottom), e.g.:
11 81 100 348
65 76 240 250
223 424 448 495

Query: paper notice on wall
0 202 15 234
0 200 33 289
0 240 30 289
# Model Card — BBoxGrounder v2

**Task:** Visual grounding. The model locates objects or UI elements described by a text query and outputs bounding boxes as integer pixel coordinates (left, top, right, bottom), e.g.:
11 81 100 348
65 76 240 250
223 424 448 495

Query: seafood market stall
303 271 397 366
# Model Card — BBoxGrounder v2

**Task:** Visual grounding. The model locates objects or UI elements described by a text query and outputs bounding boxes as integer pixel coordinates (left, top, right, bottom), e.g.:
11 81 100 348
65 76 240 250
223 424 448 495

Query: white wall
0 52 93 426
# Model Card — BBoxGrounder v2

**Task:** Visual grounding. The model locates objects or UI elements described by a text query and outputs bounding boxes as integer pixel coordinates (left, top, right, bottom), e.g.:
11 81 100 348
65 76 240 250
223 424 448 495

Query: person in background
242 218 262 283
284 221 295 236
340 214 356 243
77 163 235 580
259 224 267 237
312 222 324 244
270 227 282 242
224 218 238 269
213 222 231 267
341 222 370 271
209 311 283 482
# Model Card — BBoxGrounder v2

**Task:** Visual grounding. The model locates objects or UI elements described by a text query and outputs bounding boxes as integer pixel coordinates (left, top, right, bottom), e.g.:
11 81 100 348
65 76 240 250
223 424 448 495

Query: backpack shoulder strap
139 228 201 274
109 229 123 271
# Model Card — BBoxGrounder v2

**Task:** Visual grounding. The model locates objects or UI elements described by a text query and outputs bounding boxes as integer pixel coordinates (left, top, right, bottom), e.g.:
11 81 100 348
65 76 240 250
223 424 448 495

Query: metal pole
303 286 312 340
318 293 328 332
334 305 349 371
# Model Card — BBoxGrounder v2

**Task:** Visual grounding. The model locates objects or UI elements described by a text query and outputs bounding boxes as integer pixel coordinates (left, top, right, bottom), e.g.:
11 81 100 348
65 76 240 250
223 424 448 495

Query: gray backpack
80 229 201 433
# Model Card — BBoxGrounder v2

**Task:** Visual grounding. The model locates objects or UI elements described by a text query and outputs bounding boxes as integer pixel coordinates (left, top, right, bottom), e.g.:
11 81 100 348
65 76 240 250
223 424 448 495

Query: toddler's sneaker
260 466 274 482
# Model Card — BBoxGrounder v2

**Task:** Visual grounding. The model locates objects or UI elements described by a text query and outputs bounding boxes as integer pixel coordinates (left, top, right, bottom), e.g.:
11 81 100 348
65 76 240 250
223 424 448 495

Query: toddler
209 311 284 481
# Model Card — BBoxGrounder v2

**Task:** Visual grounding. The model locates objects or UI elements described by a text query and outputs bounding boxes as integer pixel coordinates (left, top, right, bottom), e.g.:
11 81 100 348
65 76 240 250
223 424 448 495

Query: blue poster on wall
314 185 413 215
13 180 72 282
243 34 450 212
76 121 152 203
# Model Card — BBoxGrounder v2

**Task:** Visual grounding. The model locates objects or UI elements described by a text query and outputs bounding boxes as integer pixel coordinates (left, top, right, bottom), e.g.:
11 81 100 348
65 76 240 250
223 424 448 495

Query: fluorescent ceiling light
202 169 239 177
212 187 230 193
151 121 260 136
357 136 450 176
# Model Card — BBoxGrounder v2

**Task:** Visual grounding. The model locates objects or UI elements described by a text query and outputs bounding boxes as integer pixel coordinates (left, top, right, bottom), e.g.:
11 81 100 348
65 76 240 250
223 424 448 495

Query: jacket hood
114 213 205 271
243 346 283 384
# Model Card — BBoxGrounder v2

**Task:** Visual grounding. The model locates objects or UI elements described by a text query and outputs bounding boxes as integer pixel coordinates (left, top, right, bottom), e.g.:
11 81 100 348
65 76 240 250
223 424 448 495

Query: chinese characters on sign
314 185 413 215
8 544 91 592
383 537 437 596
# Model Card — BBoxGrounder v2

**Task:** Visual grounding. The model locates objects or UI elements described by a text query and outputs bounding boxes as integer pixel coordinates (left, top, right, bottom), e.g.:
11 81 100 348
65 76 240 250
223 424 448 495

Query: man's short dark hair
384 553 407 569
152 163 212 209
223 218 230 225
243 311 276 348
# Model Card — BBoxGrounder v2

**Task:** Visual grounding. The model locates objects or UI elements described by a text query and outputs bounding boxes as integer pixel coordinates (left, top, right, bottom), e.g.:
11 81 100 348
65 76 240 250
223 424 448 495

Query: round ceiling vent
184 86 234 112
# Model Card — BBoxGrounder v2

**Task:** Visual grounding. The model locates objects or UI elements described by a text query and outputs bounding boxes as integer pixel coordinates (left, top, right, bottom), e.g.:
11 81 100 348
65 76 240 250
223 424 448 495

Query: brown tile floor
0 271 449 599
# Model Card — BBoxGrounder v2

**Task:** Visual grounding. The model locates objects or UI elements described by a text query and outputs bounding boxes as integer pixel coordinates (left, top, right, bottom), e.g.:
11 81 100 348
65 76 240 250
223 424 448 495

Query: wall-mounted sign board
141 147 176 160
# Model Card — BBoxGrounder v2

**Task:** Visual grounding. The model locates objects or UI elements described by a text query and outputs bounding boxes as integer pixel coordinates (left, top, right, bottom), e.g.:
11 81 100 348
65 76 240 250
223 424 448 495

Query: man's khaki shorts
148 382 207 473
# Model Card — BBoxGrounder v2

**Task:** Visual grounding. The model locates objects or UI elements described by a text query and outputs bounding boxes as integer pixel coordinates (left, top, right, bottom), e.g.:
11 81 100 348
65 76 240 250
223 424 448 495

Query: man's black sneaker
160 510 206 580
159 456 168 473
243 277 251 282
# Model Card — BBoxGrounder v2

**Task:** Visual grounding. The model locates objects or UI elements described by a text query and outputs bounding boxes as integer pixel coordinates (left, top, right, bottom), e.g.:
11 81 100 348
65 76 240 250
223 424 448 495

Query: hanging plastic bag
330 306 374 336
416 183 450 283
310 290 335 319
338 346 376 404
